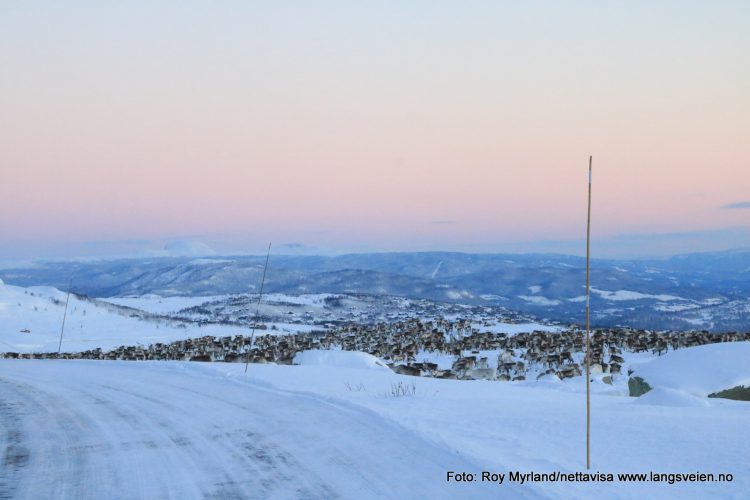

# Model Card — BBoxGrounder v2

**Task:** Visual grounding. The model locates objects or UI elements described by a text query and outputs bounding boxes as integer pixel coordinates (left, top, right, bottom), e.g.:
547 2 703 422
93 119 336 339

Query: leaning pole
57 278 73 355
245 242 272 374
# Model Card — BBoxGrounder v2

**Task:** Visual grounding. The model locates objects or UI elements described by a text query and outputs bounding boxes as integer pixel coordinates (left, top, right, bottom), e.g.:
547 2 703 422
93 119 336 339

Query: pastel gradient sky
1 1 748 260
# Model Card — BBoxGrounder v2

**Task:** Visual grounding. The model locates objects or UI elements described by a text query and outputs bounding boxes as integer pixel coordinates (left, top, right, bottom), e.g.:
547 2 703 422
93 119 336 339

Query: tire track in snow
0 389 29 500
0 360 538 499
0 379 99 499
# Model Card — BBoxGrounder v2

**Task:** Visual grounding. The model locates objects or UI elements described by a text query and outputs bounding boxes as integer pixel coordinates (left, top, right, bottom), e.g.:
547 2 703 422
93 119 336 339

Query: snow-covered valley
2 282 749 499
6 250 750 332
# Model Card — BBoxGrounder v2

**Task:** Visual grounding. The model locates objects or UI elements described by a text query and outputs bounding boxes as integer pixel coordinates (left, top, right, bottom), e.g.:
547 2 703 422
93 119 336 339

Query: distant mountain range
2 250 750 332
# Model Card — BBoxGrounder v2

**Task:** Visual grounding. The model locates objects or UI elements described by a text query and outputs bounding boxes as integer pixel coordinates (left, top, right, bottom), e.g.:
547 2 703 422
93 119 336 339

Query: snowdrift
632 387 710 407
630 341 750 399
293 350 391 371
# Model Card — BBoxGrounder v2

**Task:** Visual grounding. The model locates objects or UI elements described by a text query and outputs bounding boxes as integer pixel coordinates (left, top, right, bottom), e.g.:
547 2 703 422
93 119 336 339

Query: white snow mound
632 387 710 407
293 350 391 371
633 341 750 397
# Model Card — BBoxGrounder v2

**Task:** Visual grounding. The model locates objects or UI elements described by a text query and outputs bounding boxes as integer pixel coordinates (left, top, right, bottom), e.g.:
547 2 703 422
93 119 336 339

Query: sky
1 1 749 261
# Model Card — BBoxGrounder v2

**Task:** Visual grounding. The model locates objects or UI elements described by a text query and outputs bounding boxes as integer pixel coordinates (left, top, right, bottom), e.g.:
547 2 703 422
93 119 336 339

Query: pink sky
1 2 748 259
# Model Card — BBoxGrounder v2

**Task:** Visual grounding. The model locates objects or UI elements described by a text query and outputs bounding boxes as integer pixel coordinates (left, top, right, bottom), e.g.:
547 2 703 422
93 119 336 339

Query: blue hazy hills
2 249 750 332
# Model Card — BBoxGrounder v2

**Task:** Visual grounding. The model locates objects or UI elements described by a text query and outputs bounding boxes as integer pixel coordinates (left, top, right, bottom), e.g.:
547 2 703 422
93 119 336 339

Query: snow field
0 285 310 354
1 346 748 499
207 356 750 500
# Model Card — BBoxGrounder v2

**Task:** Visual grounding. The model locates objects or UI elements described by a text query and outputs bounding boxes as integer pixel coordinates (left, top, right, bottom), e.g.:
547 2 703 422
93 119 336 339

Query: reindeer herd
2 318 748 382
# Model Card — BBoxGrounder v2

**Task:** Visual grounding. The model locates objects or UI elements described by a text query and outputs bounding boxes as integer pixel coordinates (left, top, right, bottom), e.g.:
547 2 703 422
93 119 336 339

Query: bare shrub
389 380 417 397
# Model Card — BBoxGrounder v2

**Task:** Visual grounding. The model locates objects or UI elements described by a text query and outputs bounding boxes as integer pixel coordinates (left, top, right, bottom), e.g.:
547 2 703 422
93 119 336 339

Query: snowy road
0 360 517 500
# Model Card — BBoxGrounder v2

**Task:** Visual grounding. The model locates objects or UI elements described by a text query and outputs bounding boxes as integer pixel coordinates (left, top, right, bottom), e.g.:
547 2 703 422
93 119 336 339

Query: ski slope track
0 360 521 500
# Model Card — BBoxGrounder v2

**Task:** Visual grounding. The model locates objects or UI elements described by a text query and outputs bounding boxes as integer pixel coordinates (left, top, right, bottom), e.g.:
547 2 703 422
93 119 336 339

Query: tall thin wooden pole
57 278 73 355
585 156 592 470
245 242 272 374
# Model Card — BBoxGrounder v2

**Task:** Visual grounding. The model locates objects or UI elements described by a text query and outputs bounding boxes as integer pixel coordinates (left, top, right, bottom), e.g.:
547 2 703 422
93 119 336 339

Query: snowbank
211 360 750 499
479 322 562 335
632 387 710 407
293 350 391 371
632 342 750 397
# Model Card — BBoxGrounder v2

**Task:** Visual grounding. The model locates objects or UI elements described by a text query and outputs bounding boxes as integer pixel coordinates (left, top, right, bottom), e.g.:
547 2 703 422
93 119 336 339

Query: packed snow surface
0 360 524 500
1 357 748 499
